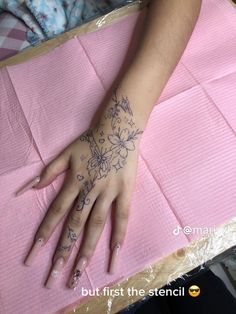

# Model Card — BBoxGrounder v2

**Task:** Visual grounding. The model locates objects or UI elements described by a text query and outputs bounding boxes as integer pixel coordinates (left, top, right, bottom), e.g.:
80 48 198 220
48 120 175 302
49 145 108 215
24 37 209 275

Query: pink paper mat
1 0 236 313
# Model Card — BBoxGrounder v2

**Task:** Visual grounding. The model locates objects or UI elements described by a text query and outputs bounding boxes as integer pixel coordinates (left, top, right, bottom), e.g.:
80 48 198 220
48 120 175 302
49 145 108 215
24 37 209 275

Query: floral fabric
0 0 134 45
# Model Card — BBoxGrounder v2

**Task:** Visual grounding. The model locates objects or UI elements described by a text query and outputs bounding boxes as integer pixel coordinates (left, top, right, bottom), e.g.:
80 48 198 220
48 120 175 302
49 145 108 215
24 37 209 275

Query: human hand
18 90 143 289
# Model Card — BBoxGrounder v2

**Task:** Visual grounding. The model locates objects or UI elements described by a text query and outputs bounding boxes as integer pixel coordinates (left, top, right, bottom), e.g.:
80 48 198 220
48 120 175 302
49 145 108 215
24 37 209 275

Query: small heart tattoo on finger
77 174 84 181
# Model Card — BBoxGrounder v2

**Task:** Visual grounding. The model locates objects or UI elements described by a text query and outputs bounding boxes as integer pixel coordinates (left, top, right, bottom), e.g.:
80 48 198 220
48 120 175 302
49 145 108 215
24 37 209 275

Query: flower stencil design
56 92 143 256
109 129 135 158
87 148 113 179
78 92 143 209
75 180 95 211
68 227 77 242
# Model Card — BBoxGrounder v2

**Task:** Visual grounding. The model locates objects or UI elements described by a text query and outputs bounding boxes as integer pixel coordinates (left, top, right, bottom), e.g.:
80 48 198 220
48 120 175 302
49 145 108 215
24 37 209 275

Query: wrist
108 85 150 131
113 62 164 129
94 90 143 150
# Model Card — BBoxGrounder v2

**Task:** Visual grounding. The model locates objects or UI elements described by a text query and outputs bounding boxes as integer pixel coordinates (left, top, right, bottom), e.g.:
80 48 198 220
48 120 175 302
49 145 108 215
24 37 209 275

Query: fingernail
45 257 65 289
16 176 40 197
24 238 44 266
68 256 88 290
108 244 121 274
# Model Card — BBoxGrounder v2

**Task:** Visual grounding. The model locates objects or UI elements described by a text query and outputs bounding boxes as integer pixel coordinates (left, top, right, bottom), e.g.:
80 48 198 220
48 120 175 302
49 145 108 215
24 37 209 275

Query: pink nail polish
45 257 65 289
68 257 88 290
16 176 40 197
108 244 121 274
24 238 44 266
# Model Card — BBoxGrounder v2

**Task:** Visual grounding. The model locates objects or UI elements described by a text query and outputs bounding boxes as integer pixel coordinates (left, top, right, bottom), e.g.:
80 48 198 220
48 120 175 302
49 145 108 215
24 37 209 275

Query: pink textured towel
1 0 236 313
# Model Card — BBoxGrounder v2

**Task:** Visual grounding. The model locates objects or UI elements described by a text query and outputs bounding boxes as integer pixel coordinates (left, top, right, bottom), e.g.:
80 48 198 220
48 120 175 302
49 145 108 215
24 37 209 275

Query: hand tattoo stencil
57 92 143 253
80 91 143 181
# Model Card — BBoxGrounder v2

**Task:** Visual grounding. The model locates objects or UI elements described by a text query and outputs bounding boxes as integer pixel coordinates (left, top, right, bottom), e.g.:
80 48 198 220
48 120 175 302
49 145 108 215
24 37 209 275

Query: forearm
115 0 202 128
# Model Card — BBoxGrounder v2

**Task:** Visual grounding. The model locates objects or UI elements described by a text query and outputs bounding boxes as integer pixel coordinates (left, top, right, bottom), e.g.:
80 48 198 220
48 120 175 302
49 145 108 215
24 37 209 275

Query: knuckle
69 212 83 228
36 222 51 239
98 192 115 207
50 202 66 216
90 214 104 226
116 209 129 221
81 246 94 259
122 179 134 192
106 178 116 189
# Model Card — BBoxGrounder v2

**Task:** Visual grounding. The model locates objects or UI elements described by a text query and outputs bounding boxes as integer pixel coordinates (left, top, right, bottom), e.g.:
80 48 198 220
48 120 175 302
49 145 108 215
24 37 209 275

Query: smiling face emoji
188 285 200 297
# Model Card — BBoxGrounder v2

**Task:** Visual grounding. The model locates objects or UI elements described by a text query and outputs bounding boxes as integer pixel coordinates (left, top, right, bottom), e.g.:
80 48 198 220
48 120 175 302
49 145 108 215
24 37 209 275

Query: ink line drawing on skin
21 91 144 286
79 91 143 182
68 227 77 242
65 91 143 288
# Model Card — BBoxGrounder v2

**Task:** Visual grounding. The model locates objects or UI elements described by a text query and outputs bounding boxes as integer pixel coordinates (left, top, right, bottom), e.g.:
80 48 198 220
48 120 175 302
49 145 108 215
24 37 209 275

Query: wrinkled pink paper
1 0 236 313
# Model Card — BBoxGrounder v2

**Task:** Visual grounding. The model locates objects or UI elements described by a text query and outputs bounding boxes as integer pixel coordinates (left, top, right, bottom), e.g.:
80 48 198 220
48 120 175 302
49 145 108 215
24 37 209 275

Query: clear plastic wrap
60 218 236 313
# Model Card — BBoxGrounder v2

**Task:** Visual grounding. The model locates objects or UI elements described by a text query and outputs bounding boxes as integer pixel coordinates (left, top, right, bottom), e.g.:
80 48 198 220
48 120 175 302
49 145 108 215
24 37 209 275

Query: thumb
36 149 71 189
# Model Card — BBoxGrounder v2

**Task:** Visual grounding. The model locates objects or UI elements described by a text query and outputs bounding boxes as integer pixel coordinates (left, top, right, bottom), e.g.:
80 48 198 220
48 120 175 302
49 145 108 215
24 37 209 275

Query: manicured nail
68 256 88 290
16 176 40 196
24 238 44 266
108 244 121 274
45 257 65 289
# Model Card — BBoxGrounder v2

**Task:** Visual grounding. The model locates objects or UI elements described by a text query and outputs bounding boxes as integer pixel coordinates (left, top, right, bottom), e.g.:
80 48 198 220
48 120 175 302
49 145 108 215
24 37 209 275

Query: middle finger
68 192 115 289
45 179 98 288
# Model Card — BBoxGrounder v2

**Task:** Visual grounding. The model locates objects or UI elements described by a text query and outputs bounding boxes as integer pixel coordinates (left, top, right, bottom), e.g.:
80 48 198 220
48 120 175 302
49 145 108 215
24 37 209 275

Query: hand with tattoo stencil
16 0 201 289
22 89 143 289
